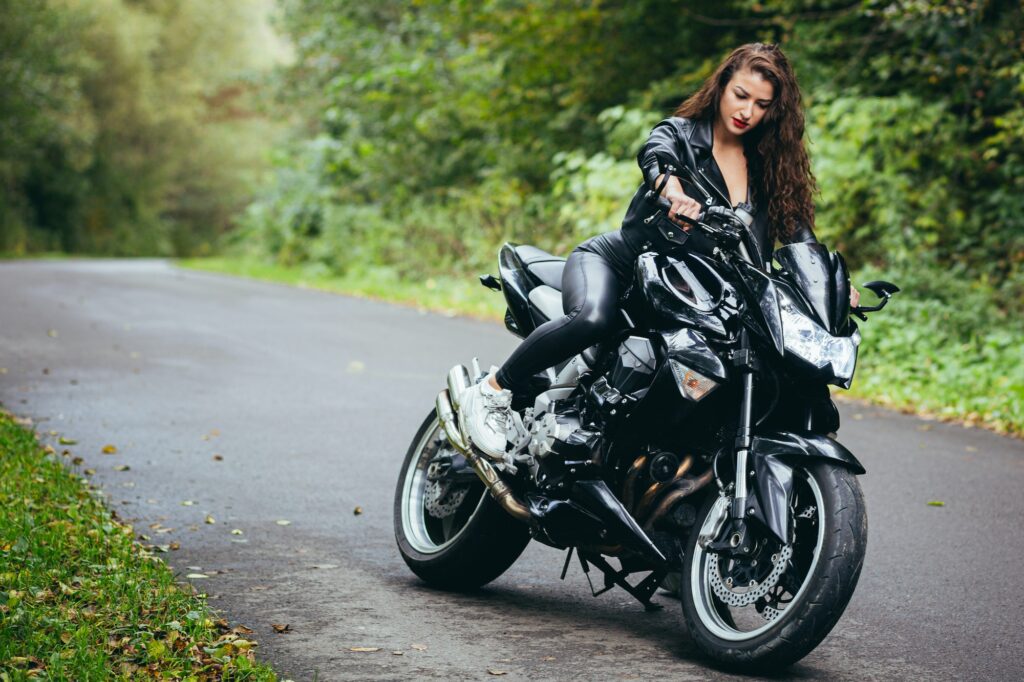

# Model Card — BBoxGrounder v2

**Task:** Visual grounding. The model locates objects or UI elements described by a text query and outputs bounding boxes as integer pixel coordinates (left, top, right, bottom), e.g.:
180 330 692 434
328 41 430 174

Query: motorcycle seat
527 285 564 321
515 245 565 290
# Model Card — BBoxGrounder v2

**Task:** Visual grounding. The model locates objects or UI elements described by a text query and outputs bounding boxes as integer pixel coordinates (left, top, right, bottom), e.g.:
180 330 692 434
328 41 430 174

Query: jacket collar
686 117 714 156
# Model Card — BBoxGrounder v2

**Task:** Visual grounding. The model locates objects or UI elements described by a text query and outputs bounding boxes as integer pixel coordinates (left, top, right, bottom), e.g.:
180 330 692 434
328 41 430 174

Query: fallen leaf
181 500 194 506
48 329 58 338
72 457 84 465
347 360 365 373
205 515 216 525
927 500 945 507
271 623 291 633
411 643 428 651
349 647 381 653
186 573 209 579
212 454 223 461
965 446 978 452
84 468 95 475
232 625 255 635
230 529 243 535
541 656 556 661
353 506 363 516
276 520 291 526
392 651 405 656
59 437 77 445
102 444 118 454
169 542 180 550
0 368 6 374
113 464 130 471
487 670 508 676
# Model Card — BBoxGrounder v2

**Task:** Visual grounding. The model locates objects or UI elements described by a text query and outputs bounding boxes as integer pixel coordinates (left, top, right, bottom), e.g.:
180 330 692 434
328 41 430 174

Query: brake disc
424 480 470 519
707 543 793 607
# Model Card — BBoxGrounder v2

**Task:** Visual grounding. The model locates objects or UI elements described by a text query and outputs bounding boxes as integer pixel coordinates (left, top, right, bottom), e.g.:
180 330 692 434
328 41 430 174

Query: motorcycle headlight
777 290 860 383
668 359 719 401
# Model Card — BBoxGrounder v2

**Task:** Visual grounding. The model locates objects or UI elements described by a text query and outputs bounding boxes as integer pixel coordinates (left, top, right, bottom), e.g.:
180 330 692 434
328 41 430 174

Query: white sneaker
459 375 512 460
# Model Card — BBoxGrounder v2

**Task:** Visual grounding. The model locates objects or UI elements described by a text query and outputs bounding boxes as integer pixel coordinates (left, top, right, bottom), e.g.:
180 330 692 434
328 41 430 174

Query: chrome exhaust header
446 364 471 411
435 388 529 522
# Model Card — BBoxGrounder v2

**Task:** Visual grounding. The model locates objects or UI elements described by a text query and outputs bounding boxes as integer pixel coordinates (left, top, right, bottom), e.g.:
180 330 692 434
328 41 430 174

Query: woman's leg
460 248 623 458
495 249 622 392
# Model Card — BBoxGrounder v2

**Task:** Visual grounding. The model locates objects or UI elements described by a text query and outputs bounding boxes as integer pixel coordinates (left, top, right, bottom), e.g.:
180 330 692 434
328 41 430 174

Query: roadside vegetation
0 411 278 680
3 1 1021 435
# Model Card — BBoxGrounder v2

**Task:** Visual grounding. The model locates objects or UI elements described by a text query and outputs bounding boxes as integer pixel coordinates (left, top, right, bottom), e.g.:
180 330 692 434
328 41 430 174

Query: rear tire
681 463 867 670
394 411 530 590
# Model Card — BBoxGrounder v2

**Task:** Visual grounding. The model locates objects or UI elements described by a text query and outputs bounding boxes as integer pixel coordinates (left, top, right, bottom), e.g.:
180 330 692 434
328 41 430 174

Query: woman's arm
637 119 702 228
636 118 691 189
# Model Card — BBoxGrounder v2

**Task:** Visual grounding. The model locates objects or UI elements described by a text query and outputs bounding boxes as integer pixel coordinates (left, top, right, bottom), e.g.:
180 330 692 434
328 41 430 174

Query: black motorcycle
393 154 898 669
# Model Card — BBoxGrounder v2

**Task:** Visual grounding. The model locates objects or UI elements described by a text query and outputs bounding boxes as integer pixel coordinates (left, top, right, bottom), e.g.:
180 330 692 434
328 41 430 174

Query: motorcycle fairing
774 242 851 335
660 328 728 382
734 260 785 356
498 244 535 338
634 251 739 340
748 431 866 543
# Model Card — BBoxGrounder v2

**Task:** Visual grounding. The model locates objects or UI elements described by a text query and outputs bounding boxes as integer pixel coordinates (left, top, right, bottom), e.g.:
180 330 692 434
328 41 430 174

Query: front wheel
681 462 867 670
394 411 530 590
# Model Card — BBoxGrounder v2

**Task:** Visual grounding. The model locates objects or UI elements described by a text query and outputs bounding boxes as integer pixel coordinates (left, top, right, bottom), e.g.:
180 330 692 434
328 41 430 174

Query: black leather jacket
620 116 817 268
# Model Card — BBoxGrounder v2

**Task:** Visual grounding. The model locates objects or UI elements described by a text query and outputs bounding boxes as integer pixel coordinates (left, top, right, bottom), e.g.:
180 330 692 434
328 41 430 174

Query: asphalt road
2 259 1022 681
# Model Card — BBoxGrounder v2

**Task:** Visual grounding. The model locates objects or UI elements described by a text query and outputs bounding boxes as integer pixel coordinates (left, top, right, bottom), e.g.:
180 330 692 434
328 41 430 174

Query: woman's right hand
657 175 702 230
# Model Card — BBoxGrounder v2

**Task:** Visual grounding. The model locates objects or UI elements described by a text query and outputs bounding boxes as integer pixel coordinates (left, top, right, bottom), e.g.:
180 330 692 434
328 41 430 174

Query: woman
460 43 858 459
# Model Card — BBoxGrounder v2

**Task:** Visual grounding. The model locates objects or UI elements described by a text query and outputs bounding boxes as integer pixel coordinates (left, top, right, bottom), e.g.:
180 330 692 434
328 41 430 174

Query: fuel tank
632 251 741 340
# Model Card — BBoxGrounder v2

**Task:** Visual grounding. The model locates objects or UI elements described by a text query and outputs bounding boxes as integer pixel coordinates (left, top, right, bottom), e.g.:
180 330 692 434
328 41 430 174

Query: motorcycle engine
528 410 581 460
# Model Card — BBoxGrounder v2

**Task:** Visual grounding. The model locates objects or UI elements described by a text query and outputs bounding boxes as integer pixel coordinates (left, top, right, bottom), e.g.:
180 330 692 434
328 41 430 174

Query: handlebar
646 193 744 247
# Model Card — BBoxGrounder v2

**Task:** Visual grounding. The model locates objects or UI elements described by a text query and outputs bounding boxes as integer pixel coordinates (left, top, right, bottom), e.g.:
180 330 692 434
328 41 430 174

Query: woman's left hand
849 285 860 308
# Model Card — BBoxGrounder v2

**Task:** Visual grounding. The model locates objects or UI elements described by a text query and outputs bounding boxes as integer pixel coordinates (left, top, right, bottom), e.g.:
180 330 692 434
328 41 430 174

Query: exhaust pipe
446 365 471 411
435 389 530 522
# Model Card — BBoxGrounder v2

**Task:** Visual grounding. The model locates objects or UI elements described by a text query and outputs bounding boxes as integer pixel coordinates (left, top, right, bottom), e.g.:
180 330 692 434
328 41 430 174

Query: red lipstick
732 117 749 130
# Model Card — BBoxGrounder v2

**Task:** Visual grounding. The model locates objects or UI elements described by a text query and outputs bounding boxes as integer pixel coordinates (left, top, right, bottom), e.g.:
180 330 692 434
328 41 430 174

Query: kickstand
559 547 574 581
579 552 666 612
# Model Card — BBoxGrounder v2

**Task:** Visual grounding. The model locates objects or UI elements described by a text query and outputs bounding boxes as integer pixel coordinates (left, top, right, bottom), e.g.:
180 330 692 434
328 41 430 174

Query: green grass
0 411 278 681
178 257 504 321
180 256 1021 438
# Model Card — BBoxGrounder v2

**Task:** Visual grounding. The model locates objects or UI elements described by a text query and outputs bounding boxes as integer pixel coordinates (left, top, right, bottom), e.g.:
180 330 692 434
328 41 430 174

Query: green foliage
5 1 1022 429
0 0 281 256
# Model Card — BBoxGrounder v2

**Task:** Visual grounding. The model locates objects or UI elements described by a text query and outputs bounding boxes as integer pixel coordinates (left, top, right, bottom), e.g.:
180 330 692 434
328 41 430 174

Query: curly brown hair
674 43 816 240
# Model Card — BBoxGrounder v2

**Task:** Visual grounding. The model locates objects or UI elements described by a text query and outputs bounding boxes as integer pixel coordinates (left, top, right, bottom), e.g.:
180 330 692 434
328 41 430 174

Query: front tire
394 411 530 590
681 462 867 670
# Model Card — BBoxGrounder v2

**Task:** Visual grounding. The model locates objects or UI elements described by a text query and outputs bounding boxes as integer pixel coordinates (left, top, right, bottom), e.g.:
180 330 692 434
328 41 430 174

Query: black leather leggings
495 232 635 392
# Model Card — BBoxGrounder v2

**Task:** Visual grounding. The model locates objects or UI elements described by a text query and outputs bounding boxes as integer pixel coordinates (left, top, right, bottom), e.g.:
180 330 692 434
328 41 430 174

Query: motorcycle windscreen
774 242 845 334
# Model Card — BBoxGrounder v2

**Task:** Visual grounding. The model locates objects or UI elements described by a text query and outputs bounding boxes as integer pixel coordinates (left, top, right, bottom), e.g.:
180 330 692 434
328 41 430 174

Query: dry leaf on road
102 444 118 454
271 623 291 633
349 647 381 653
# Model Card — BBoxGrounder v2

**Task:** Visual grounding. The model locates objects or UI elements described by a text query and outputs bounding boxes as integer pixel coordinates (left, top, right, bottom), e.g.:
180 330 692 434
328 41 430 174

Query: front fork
704 330 759 555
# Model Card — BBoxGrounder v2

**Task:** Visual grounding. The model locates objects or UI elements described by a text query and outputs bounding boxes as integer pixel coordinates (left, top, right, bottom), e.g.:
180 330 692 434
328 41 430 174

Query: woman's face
718 68 775 137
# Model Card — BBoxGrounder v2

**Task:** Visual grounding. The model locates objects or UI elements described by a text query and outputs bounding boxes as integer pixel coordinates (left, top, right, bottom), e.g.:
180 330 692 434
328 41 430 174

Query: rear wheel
681 463 867 670
394 411 530 589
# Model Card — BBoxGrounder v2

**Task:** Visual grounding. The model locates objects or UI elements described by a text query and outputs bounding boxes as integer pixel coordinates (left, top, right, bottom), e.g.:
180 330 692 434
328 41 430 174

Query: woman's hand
850 285 860 308
657 174 702 230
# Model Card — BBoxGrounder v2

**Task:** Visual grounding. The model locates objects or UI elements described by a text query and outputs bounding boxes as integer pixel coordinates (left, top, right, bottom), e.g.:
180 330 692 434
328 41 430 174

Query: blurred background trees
0 0 283 255
1 0 1021 429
